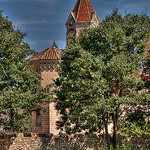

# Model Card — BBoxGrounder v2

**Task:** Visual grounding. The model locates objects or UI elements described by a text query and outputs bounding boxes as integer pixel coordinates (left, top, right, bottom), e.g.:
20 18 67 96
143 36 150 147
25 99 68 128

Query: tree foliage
54 9 150 149
0 11 49 133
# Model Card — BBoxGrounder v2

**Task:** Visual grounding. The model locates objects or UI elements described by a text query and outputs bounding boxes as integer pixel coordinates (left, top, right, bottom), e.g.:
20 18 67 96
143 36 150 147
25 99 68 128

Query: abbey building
29 0 100 135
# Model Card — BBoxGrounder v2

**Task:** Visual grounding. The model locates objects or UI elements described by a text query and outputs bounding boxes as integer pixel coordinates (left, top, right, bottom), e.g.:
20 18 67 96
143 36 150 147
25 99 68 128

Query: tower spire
66 0 100 45
72 0 95 21
52 40 58 48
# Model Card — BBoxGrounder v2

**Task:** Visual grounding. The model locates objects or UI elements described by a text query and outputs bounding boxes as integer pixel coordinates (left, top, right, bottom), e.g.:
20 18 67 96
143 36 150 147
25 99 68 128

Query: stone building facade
28 42 61 135
29 0 100 135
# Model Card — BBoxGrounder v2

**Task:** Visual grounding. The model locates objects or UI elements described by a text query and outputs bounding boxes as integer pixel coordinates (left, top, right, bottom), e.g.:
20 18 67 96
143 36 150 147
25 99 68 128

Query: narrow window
36 114 41 126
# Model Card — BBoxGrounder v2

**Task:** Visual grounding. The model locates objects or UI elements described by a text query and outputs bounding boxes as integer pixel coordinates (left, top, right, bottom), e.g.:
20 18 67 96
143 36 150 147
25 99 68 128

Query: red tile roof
29 46 61 61
72 0 95 22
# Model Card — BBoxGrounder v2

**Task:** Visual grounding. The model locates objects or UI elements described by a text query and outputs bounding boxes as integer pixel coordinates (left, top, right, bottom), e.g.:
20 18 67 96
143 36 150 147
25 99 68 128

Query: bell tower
66 0 100 45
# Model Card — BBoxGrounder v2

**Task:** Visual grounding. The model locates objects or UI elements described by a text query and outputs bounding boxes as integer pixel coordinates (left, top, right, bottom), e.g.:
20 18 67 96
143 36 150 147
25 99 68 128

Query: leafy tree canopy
0 10 49 133
54 9 150 148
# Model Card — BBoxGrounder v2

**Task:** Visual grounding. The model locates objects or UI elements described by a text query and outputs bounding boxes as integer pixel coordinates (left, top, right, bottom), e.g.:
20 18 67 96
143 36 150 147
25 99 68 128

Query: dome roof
29 42 61 61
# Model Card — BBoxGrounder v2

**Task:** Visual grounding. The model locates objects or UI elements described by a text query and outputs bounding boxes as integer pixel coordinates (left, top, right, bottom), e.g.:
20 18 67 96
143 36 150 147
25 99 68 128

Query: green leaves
0 11 49 133
54 8 149 148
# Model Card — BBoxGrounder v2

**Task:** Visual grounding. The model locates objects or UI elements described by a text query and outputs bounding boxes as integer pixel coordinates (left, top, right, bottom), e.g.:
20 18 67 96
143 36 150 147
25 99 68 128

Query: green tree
54 9 150 149
119 41 150 139
0 11 49 133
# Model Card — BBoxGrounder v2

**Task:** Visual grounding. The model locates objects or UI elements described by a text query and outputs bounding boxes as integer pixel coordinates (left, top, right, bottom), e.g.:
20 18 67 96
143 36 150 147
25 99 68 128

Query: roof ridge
85 0 90 21
53 47 59 59
72 0 95 22
40 47 51 60
76 0 82 21
51 47 56 60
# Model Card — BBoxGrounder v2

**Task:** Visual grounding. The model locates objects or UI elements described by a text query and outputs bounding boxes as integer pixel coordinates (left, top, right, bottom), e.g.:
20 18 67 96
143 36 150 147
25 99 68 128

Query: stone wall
40 68 59 88
0 133 150 150
0 134 14 150
9 133 42 150
30 103 50 134
49 102 60 135
30 61 60 135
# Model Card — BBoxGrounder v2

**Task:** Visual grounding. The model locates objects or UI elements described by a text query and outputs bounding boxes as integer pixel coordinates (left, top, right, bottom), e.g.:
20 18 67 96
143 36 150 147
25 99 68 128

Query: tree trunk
103 113 110 150
112 112 118 149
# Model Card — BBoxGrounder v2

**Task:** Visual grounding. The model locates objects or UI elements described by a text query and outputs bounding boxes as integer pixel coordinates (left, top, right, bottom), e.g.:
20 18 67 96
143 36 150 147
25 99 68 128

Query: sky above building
0 0 150 52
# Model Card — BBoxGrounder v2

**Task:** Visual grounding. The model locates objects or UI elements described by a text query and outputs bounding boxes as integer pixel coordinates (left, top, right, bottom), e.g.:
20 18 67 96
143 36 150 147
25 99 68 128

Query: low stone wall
0 133 150 150
9 133 42 150
0 134 14 150
118 134 150 150
0 133 106 150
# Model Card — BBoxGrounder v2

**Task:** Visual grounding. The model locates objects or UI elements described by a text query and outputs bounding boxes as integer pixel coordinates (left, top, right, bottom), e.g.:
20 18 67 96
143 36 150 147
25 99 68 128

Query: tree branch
0 63 7 76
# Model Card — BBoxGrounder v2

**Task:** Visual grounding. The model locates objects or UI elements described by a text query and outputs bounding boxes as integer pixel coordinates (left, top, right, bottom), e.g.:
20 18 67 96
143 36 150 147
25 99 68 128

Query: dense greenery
54 9 150 149
0 11 49 133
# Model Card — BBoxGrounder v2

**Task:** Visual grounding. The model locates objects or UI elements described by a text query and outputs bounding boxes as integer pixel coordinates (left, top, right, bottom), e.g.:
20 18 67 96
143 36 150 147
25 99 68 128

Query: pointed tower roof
52 40 58 48
72 0 95 22
29 42 61 61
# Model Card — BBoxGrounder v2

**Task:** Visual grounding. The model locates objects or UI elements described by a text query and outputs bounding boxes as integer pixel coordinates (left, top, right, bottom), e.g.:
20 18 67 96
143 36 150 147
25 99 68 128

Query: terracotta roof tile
72 0 80 19
29 46 61 61
86 0 94 19
72 0 95 22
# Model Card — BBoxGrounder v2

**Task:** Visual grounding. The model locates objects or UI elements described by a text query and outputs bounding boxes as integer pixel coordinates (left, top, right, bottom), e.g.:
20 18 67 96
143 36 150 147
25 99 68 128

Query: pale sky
0 0 149 52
